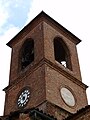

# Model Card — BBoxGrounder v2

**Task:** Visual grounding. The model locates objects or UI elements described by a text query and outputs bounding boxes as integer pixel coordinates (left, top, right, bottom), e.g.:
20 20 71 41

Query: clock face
17 89 30 108
60 87 75 107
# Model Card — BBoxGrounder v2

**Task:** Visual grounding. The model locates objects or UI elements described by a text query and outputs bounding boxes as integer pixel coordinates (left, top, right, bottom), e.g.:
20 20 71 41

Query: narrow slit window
21 39 34 69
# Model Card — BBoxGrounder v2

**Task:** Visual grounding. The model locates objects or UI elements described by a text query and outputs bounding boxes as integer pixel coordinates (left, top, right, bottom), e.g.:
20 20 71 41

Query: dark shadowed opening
54 37 72 70
21 39 34 69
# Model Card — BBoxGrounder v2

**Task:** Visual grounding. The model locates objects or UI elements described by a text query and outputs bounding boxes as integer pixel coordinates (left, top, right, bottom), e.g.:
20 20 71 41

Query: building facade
0 11 90 120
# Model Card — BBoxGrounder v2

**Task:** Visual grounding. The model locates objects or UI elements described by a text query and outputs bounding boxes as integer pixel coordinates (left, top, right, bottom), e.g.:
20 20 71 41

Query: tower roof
7 11 81 48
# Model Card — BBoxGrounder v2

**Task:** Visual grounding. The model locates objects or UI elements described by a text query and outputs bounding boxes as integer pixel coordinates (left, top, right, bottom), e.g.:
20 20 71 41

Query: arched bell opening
54 37 72 70
20 38 34 70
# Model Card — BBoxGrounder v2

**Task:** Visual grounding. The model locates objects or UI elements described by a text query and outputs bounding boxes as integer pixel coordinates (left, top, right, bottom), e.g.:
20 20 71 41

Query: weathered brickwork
9 22 44 83
1 12 89 120
65 106 90 120
4 64 46 115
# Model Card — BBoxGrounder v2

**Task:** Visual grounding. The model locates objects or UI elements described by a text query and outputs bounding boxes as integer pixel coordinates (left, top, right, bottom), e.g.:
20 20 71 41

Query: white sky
0 0 90 116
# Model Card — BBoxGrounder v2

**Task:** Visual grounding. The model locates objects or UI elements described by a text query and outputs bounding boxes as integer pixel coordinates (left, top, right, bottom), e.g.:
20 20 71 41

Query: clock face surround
17 88 30 108
60 87 76 107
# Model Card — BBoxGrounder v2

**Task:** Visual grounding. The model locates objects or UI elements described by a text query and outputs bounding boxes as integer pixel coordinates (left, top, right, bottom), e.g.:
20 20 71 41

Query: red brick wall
4 64 46 115
9 22 44 84
67 107 90 120
43 22 82 81
4 19 88 120
45 64 88 114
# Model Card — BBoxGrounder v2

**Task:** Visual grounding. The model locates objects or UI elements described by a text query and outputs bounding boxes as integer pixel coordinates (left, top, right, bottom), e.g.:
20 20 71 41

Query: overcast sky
0 0 90 116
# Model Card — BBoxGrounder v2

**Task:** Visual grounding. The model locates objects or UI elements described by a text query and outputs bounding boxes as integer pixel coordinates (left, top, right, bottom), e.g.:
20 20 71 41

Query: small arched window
21 39 34 69
54 37 72 70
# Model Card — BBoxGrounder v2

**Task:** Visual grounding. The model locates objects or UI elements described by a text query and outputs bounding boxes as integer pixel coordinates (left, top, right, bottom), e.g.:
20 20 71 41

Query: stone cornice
65 105 90 120
0 107 57 120
7 11 81 48
44 59 88 90
3 58 88 92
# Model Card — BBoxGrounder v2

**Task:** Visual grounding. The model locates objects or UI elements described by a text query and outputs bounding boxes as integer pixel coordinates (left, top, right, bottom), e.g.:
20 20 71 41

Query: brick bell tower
1 11 88 120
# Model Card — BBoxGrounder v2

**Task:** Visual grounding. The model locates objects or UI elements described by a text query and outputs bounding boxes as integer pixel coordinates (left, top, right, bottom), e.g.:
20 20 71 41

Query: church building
0 11 90 120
